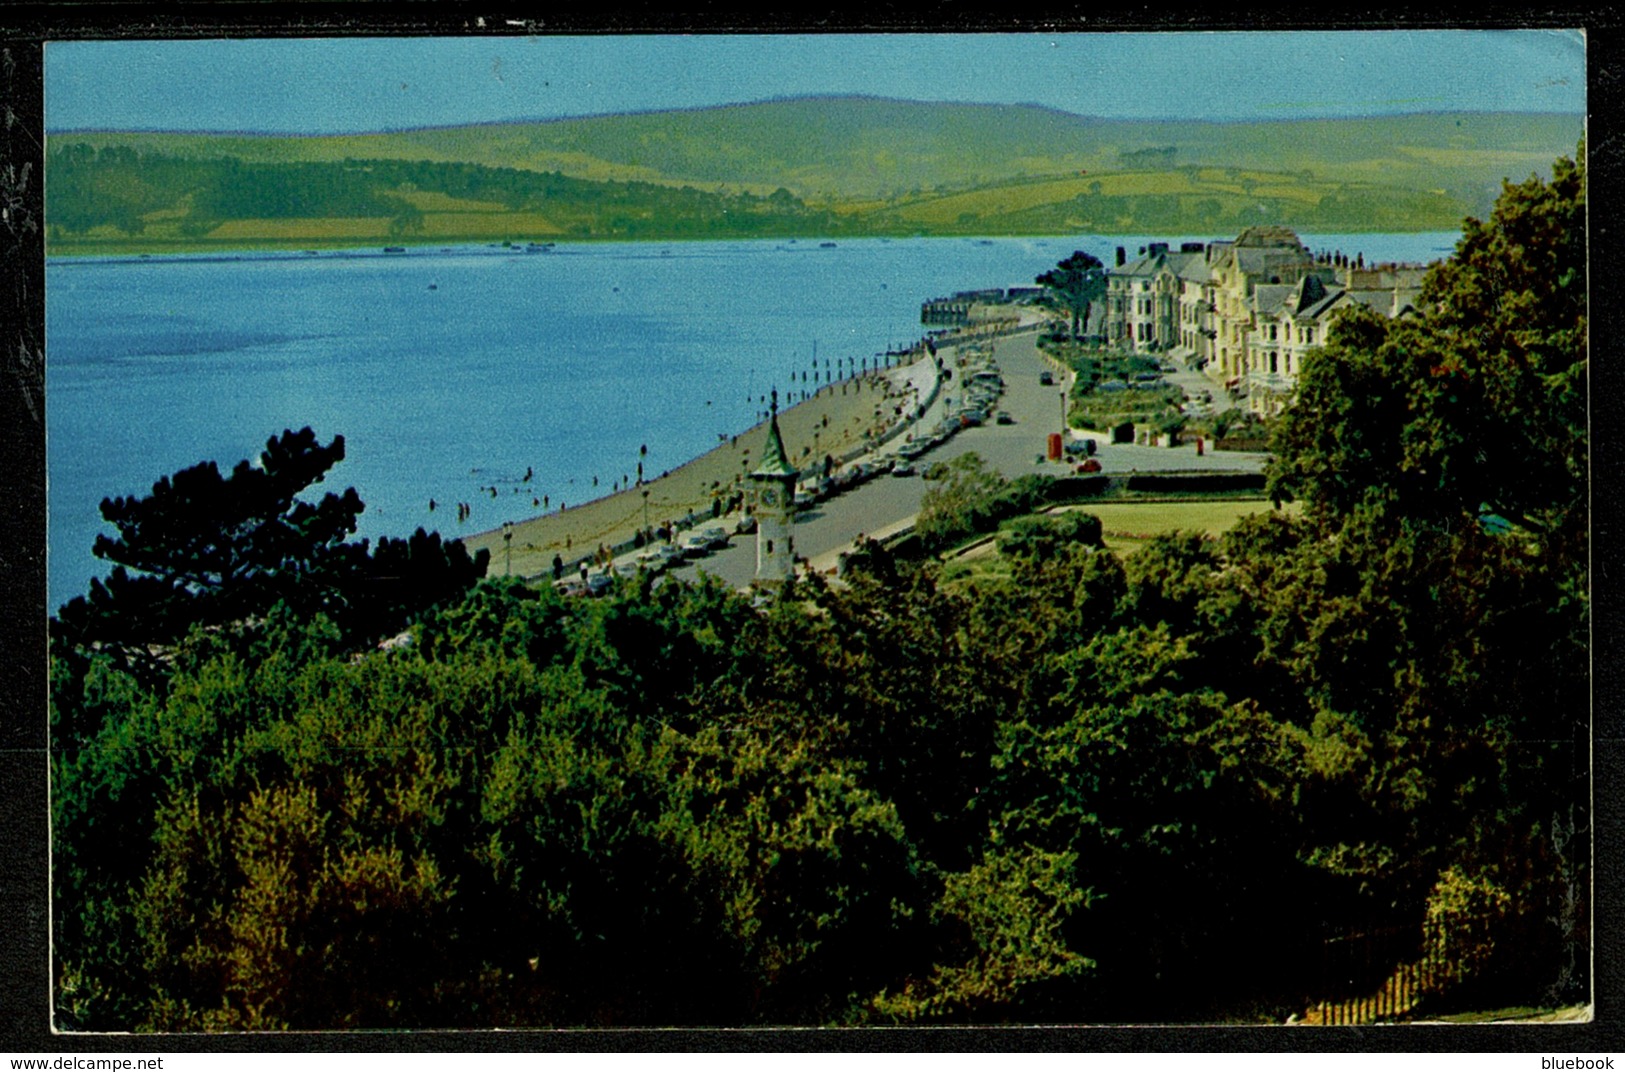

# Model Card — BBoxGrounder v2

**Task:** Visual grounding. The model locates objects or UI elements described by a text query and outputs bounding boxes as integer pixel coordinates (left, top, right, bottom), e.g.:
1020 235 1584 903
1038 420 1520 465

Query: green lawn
936 499 1294 586
1068 500 1289 553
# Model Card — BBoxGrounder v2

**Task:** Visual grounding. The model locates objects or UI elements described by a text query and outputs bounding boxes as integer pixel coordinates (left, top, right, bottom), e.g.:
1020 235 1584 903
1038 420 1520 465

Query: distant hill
46 97 1584 252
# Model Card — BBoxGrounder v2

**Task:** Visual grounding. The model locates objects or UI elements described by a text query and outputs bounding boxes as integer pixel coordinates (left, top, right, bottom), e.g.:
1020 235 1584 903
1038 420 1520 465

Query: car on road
637 544 685 568
681 533 712 557
1039 370 1054 386
1076 458 1103 474
890 462 916 477
700 527 731 549
996 410 1013 425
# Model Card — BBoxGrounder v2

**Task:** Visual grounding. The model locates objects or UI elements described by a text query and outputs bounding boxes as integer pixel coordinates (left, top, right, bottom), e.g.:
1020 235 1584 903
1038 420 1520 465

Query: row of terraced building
1100 225 1431 415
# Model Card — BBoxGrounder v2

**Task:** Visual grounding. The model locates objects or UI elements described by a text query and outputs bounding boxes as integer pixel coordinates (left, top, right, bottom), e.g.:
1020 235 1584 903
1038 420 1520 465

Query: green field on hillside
46 97 1583 252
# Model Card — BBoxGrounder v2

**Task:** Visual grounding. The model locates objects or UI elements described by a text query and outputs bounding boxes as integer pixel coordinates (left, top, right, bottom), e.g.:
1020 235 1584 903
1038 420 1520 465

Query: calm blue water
46 232 1460 609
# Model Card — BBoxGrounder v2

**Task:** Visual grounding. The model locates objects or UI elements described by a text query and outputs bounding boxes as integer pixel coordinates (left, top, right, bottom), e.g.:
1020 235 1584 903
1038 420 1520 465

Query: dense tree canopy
1269 149 1586 542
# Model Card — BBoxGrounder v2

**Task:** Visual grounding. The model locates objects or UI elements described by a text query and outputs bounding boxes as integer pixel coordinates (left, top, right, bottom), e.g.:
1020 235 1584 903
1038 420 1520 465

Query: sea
46 232 1461 610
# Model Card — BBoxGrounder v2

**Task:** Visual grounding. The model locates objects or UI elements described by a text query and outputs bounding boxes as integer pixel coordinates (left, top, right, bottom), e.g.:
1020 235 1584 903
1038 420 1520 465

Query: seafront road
670 328 1267 589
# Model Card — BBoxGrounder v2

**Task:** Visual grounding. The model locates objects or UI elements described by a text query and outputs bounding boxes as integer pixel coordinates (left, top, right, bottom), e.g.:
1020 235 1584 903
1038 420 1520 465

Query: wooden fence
1306 917 1478 1025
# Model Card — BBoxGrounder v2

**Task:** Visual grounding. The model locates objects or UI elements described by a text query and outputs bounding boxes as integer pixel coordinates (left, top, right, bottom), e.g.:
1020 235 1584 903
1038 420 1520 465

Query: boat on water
820 242 837 248
383 246 406 253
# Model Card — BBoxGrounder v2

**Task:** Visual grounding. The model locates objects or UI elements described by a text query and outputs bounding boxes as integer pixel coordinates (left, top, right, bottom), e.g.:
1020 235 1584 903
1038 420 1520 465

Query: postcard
15 26 1600 1052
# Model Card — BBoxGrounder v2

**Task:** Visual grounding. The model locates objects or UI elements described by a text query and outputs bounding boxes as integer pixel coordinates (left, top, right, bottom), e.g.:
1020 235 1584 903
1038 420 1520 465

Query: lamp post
641 488 650 536
503 521 513 577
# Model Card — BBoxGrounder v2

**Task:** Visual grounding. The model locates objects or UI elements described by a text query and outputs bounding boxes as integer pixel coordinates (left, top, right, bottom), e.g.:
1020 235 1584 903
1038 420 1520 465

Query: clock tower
750 390 800 584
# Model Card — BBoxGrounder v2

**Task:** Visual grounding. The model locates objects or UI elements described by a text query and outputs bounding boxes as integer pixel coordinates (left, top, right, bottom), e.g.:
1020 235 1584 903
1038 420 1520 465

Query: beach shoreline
461 350 935 580
461 315 1034 581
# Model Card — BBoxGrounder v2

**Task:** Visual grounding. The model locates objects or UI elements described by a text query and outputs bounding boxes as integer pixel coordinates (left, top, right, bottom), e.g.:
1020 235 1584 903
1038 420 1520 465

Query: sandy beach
462 353 940 580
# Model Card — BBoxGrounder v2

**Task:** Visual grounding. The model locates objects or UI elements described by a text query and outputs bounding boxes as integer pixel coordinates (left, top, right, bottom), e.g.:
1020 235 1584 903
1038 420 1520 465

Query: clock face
760 488 778 507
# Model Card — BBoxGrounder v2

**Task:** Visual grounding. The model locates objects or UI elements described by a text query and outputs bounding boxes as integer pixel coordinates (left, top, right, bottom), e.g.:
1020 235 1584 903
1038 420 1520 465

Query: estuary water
46 232 1460 609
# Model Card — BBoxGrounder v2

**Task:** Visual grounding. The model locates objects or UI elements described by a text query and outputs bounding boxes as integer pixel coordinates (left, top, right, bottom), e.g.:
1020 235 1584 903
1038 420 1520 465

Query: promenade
666 324 1266 589
466 302 1268 589
461 316 1020 580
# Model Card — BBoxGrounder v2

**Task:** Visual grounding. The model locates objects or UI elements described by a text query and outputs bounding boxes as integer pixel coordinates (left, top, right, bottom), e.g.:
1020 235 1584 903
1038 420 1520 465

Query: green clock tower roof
751 389 800 479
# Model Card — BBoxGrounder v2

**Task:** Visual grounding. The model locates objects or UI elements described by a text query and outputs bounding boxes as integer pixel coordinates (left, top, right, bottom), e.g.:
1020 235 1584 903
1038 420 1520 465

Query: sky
44 30 1586 134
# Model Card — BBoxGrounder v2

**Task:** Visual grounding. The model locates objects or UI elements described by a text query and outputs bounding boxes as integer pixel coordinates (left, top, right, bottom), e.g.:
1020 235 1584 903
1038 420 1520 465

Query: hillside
46 97 1583 251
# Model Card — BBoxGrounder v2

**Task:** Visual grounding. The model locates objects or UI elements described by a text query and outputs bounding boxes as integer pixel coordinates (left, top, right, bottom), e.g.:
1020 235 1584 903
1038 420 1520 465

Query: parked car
1039 370 1054 386
996 410 1013 425
701 527 731 549
891 462 916 477
1076 458 1103 474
